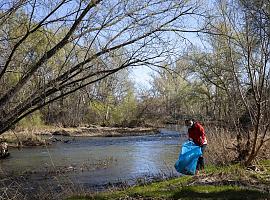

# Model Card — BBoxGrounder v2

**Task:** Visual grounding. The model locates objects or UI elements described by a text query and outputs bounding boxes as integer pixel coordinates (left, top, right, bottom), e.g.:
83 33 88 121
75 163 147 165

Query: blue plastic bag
174 141 202 175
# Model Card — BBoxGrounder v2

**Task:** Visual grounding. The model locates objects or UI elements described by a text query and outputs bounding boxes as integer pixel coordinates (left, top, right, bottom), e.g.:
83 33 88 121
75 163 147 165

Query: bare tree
186 0 270 165
237 0 270 165
0 0 205 134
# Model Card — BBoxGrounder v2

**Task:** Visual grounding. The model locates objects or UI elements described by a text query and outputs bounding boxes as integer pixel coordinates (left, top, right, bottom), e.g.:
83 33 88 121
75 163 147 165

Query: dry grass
0 130 46 147
204 125 270 166
204 126 237 166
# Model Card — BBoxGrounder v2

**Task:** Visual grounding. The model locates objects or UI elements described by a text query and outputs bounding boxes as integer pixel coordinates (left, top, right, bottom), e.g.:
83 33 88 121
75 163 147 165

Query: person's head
185 119 194 128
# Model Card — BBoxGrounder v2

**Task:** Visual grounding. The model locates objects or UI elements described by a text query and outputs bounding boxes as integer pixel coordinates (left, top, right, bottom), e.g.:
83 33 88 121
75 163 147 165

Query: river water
0 125 187 190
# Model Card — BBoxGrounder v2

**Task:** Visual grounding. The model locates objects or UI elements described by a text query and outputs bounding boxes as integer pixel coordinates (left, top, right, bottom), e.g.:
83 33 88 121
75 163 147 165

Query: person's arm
198 124 206 146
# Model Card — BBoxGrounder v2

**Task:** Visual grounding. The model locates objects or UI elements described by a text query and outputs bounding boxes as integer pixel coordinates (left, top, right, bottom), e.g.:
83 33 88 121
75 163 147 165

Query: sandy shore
38 125 160 137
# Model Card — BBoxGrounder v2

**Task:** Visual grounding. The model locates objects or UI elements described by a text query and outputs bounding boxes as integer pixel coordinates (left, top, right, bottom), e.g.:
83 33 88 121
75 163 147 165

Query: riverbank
67 160 270 200
0 125 160 147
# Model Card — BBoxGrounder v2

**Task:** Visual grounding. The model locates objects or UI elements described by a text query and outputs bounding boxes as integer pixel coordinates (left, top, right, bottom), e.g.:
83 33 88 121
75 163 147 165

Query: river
0 125 187 193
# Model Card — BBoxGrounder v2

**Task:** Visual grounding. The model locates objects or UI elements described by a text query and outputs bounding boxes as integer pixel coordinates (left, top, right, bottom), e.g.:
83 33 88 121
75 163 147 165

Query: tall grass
204 126 237 166
205 125 270 166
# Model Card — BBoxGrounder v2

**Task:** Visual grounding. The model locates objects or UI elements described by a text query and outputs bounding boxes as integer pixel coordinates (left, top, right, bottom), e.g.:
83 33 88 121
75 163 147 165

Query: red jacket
188 122 207 146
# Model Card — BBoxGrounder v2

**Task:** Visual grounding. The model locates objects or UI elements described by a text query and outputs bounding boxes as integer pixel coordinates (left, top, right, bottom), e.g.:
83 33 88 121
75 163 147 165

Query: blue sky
131 66 154 89
130 31 203 89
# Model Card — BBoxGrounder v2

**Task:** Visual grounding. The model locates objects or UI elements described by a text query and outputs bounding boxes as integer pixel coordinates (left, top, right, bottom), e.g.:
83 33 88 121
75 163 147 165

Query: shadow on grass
172 187 269 200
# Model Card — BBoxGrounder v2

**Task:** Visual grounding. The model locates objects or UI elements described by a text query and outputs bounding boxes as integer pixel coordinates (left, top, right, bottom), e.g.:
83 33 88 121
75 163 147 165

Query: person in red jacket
185 119 207 175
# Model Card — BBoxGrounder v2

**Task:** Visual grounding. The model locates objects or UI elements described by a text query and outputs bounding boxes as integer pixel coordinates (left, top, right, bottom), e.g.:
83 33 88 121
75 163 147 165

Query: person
0 141 9 158
185 119 207 175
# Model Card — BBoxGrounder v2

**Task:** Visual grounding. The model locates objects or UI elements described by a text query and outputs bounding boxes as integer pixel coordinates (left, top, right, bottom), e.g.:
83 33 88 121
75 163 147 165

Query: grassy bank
67 160 270 200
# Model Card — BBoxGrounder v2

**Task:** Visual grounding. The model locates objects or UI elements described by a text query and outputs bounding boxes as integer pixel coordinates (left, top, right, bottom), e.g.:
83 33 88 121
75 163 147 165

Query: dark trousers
197 144 207 170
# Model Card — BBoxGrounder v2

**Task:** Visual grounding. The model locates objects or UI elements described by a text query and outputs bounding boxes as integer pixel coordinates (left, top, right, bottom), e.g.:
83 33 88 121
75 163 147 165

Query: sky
131 66 154 89
130 31 204 90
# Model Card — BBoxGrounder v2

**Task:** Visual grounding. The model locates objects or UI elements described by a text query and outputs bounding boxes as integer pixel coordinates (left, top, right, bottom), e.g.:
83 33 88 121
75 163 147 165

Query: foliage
17 111 45 129
88 88 137 127
150 62 211 122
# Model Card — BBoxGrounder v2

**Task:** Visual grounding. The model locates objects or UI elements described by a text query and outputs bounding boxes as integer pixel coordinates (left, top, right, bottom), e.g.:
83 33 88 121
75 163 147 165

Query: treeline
18 68 201 128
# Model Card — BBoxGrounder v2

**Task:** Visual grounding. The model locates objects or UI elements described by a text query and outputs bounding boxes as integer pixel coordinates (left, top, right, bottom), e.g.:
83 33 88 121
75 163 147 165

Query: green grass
247 160 270 184
67 161 270 200
68 185 268 200
171 185 268 200
68 176 193 200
